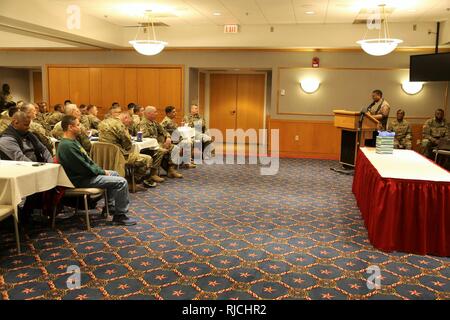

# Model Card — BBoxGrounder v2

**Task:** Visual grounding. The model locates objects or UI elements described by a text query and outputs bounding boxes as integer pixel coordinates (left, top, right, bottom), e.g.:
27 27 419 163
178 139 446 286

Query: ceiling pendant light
129 10 167 56
357 4 402 56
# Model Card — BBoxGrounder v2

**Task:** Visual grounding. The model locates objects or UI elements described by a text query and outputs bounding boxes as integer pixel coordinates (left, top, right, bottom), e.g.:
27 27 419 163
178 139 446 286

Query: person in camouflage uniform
0 104 17 135
388 109 412 150
52 104 91 152
421 108 448 158
133 104 144 128
140 106 183 181
87 104 101 130
35 101 51 133
161 106 196 169
80 104 100 136
126 103 140 136
184 104 214 158
45 103 65 130
20 103 54 154
98 106 156 188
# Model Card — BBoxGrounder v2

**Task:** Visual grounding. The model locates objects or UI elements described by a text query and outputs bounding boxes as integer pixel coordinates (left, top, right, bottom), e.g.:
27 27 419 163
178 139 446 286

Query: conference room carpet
0 159 449 300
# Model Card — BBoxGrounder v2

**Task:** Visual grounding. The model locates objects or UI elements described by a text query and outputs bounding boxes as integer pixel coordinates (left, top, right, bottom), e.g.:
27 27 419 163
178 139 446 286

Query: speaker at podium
333 110 379 167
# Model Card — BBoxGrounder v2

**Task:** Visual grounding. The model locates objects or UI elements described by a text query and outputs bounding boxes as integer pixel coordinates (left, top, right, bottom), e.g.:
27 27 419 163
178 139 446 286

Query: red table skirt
352 149 450 256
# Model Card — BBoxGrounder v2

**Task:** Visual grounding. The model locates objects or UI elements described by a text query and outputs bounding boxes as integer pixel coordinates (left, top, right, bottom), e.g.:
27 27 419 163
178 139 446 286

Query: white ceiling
0 0 449 49
51 0 450 26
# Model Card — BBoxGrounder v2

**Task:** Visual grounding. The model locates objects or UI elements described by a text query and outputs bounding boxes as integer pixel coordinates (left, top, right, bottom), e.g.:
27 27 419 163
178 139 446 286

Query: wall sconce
401 81 424 95
300 78 320 93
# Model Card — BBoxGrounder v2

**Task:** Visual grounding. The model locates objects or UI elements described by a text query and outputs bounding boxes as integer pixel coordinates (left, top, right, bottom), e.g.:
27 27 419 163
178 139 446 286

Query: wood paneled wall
268 119 427 159
269 119 341 159
47 65 184 120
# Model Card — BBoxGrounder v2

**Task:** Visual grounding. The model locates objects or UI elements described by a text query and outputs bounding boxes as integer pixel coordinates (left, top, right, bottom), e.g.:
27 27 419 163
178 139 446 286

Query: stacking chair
90 142 136 192
51 188 108 231
0 205 20 253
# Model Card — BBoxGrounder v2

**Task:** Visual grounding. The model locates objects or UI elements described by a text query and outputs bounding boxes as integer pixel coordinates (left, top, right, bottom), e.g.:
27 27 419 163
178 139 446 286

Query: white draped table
0 161 74 220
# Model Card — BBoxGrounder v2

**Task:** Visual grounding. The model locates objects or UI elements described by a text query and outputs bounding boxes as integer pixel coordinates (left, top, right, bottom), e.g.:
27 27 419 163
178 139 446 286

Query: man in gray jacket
0 111 53 163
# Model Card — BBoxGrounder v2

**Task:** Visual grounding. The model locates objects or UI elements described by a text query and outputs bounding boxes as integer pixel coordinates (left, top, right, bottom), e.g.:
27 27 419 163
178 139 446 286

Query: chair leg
13 215 20 254
103 191 109 218
75 197 79 215
51 205 57 229
84 194 91 231
131 168 136 193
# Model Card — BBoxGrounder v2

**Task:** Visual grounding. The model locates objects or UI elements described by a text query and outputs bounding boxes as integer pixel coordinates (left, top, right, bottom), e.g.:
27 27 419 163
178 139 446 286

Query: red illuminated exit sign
224 24 239 33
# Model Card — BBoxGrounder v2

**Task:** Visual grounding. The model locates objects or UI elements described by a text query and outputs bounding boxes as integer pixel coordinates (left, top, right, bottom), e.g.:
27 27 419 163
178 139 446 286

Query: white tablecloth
131 137 159 152
0 161 74 219
360 147 450 182
177 127 195 139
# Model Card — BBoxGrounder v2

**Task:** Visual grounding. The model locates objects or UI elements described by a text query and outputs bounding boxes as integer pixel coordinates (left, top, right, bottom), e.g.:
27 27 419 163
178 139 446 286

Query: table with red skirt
352 147 450 257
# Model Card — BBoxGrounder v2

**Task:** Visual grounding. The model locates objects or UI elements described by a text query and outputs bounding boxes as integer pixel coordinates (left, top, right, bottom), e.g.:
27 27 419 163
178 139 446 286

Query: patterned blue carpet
0 158 449 300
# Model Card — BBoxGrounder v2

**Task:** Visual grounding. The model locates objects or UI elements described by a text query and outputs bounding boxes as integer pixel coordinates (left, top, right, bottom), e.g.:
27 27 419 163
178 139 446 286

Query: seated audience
0 111 53 162
133 104 144 128
20 102 54 153
45 103 65 129
161 105 195 168
35 101 51 133
0 102 17 134
127 103 139 136
52 103 92 152
388 109 412 150
0 83 13 112
184 104 214 158
57 115 136 226
140 106 183 181
98 105 156 188
421 108 448 158
86 104 101 130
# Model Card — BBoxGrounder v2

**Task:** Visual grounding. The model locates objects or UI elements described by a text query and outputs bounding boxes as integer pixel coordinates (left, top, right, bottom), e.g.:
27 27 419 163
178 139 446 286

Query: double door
209 73 266 143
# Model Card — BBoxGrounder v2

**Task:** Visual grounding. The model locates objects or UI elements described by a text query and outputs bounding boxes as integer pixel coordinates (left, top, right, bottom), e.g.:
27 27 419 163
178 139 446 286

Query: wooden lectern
333 110 379 167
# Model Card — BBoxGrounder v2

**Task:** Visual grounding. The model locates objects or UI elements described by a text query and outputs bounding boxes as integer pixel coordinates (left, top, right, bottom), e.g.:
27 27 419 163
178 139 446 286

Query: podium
333 110 379 166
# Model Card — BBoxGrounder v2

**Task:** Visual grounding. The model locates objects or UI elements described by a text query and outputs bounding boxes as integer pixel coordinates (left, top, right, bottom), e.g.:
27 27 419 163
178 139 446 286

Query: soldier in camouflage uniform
35 101 51 133
98 106 156 188
161 106 196 168
20 103 54 154
421 108 448 158
388 109 412 150
86 105 101 130
45 103 65 130
126 103 140 136
80 105 100 137
52 104 92 152
133 105 144 128
0 104 17 135
140 106 183 181
184 104 214 158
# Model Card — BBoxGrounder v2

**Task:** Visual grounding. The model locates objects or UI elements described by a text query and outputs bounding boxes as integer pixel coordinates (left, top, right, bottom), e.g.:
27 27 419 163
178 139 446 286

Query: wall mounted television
410 52 450 81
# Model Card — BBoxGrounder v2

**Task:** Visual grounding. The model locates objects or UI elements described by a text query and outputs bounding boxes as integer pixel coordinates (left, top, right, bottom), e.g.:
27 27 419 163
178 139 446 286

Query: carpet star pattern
0 159 449 300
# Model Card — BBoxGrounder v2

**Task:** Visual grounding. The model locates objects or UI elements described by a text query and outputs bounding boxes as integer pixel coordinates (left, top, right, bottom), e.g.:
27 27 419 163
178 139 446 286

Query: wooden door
32 71 43 103
124 68 137 105
89 68 103 114
48 67 69 107
69 68 90 106
236 74 265 132
209 74 238 140
137 68 159 110
159 68 182 123
101 68 124 109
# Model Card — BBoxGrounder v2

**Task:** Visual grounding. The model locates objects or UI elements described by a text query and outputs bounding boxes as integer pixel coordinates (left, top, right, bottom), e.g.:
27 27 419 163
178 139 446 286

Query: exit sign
224 24 239 33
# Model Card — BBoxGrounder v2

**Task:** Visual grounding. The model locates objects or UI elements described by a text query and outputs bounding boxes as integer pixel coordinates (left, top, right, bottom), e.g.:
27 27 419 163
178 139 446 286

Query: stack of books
376 131 395 154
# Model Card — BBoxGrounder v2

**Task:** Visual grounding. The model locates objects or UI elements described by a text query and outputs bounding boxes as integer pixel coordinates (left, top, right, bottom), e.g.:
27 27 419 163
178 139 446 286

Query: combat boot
150 168 165 183
167 166 183 178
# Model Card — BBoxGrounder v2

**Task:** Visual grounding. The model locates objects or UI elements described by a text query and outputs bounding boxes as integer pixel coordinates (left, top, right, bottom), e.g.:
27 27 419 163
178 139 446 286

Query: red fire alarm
312 57 320 68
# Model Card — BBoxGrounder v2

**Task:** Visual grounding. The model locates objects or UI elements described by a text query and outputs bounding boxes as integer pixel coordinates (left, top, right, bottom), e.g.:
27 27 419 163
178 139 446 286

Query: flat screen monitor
410 52 450 81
